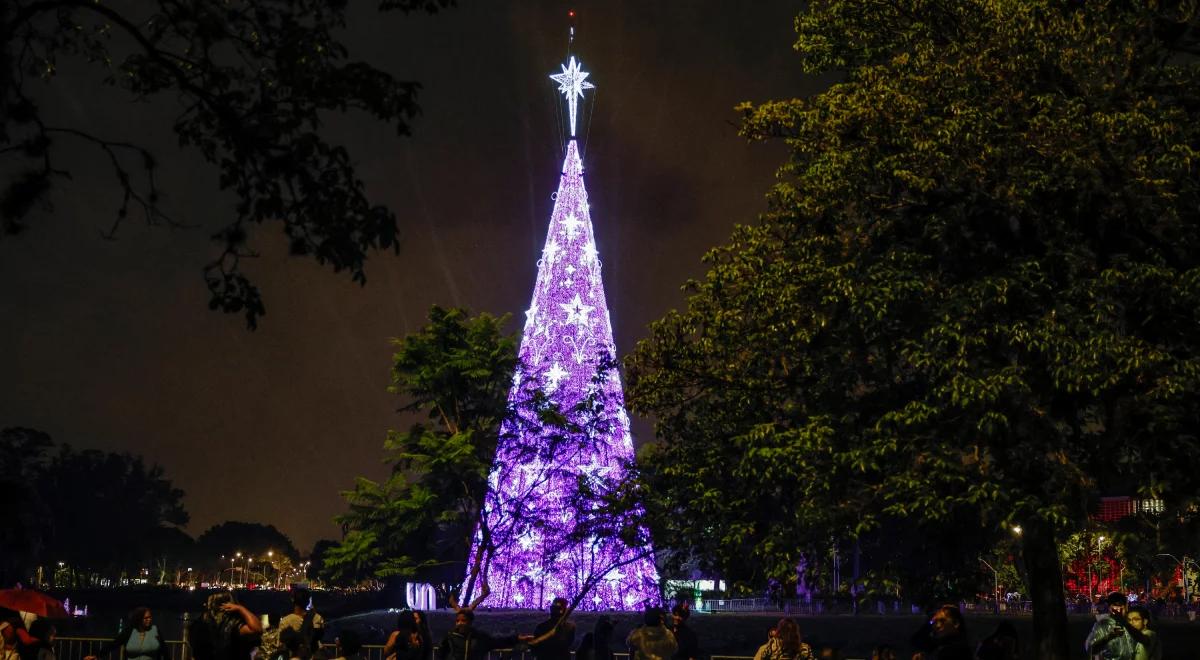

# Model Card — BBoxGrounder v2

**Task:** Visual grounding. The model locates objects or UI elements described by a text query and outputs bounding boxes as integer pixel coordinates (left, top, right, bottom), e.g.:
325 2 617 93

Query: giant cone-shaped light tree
464 55 658 610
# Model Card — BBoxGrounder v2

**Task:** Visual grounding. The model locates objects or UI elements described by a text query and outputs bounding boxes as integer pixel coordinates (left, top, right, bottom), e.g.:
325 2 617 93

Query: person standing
85 607 168 660
670 604 698 660
626 608 676 660
330 631 362 660
753 618 812 660
411 611 432 660
437 609 531 660
531 598 575 660
277 589 323 659
1125 606 1161 660
575 617 614 660
909 605 971 660
1 621 21 660
382 610 423 660
188 593 264 660
1085 592 1139 660
974 621 1018 660
24 622 53 660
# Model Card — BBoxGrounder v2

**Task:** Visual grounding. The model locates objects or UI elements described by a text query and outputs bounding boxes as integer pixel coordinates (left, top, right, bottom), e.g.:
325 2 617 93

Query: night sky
1 2 828 551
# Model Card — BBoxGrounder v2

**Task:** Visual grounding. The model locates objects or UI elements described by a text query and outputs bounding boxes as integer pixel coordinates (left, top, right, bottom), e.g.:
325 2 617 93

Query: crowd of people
0 587 1174 660
412 596 1161 660
1084 592 1163 660
0 612 54 660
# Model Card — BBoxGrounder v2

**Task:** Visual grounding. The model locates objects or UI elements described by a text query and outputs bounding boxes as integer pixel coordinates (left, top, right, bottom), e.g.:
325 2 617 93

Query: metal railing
51 638 192 660
50 639 387 660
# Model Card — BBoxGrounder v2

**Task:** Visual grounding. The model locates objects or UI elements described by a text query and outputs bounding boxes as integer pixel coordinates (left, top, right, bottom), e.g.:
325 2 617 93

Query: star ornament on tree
550 56 595 137
544 362 569 392
560 293 595 331
560 212 584 241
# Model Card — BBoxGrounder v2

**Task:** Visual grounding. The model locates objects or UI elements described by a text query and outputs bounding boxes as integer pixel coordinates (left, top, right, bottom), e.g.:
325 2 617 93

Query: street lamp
1156 553 1194 602
236 551 245 588
1089 536 1106 608
980 558 1000 614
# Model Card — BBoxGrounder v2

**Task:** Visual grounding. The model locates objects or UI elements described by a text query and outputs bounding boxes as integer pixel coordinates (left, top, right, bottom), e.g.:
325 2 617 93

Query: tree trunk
1022 520 1071 659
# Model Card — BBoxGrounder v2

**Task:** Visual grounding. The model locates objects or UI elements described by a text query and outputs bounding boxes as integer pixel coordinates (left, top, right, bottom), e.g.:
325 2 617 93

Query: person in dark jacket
974 621 1018 660
575 617 614 660
909 605 971 660
187 593 263 660
437 610 531 660
22 621 53 660
670 604 698 660
531 598 575 660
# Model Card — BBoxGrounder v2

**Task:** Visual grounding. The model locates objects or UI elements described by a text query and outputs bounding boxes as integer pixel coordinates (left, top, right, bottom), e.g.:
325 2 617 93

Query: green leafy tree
627 2 1200 657
329 307 650 625
327 306 521 593
1 0 454 327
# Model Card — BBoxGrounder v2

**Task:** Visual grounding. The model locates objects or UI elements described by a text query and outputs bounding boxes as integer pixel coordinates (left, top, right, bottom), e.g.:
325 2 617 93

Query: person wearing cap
1085 592 1139 659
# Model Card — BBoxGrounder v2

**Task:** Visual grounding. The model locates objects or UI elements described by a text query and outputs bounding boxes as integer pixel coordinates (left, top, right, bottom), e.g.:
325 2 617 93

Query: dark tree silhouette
1 0 454 327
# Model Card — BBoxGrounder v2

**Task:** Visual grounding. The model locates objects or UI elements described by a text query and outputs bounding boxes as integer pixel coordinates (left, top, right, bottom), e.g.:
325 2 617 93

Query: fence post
181 613 190 660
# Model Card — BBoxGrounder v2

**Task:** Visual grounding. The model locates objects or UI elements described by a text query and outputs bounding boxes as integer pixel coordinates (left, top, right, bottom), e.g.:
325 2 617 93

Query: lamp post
1088 536 1106 608
1156 553 1192 602
980 558 1000 613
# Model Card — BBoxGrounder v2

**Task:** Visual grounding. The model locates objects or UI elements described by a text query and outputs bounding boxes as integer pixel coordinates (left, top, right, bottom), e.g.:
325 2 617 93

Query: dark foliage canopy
0 427 190 586
627 1 1200 656
1 0 454 327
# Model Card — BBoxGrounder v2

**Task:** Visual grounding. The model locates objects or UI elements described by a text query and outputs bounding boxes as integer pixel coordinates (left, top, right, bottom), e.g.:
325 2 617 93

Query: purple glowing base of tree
465 139 658 610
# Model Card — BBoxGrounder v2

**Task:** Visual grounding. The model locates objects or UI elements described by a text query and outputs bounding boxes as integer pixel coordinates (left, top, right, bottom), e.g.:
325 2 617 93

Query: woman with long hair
753 618 813 660
84 607 168 660
411 611 431 660
187 592 263 660
382 611 421 660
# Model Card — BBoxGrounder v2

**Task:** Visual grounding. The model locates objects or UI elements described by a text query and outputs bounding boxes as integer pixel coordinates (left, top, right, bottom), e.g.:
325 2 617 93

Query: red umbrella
0 588 69 618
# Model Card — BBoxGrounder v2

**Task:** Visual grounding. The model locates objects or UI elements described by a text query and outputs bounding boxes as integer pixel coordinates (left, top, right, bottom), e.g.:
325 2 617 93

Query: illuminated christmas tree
463 55 659 610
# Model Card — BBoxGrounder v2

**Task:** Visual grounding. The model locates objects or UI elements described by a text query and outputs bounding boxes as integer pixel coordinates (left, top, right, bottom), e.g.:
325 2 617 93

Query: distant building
1095 496 1165 522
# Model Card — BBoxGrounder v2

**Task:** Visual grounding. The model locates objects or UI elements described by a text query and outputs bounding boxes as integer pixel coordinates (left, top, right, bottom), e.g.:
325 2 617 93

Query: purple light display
466 96 659 609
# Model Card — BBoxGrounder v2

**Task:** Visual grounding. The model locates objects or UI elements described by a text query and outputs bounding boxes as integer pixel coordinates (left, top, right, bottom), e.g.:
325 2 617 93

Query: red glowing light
568 10 575 18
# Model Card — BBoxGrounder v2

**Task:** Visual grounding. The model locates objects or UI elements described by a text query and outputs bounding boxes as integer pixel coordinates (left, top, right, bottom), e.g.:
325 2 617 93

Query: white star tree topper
549 56 595 137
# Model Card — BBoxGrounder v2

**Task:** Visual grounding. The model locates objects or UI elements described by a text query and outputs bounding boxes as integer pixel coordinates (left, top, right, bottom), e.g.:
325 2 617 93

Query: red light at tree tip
568 11 575 17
